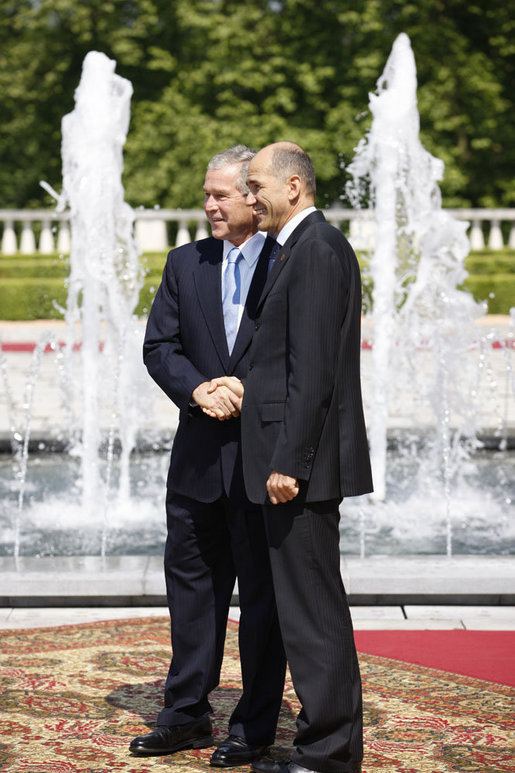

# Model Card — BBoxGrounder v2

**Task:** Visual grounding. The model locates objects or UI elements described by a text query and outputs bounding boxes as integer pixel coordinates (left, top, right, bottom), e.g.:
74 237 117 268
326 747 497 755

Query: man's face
203 164 256 246
246 148 290 237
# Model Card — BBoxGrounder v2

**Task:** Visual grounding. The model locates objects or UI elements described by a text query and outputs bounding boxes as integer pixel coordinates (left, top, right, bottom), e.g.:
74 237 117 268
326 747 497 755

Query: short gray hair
270 144 316 196
207 145 256 194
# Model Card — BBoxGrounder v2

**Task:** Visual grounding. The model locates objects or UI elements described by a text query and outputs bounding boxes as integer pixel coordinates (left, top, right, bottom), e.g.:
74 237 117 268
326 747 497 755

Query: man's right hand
192 377 243 420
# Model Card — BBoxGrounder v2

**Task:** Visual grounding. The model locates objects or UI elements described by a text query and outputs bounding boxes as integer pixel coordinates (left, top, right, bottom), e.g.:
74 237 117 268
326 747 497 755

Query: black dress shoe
129 716 214 755
210 734 270 767
252 761 360 773
251 760 289 773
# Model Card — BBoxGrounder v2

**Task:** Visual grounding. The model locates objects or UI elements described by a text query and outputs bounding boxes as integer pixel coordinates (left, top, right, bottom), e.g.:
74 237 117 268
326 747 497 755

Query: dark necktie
267 241 282 276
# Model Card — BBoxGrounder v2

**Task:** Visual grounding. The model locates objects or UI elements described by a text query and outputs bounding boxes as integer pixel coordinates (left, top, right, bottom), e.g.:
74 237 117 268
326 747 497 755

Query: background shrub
0 249 513 320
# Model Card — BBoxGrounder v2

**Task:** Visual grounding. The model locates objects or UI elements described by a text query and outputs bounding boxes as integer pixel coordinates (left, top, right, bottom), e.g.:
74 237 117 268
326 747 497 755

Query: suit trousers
263 500 363 772
159 490 286 744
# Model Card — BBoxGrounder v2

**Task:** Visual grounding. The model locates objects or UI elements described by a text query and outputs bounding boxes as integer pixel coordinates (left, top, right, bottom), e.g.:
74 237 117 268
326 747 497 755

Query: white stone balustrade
0 210 71 256
1 207 515 255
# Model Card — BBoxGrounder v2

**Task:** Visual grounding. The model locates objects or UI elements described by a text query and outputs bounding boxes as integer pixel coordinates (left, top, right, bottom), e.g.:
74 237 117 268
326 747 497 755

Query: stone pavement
2 555 514 606
0 315 514 442
1 554 514 630
1 603 514 631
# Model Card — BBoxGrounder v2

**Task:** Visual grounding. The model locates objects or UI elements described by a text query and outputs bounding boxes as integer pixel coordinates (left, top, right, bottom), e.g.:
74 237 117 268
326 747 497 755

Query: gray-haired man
130 147 285 765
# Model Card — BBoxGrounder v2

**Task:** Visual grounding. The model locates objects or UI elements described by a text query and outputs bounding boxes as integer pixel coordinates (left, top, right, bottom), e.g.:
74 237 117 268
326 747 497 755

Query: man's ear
287 174 302 201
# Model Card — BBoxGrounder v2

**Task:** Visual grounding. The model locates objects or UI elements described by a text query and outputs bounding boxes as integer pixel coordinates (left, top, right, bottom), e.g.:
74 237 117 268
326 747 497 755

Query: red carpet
355 630 515 686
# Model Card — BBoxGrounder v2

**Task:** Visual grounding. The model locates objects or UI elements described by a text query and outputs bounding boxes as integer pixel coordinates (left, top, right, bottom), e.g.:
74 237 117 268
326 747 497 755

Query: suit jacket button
248 362 254 370
254 322 260 330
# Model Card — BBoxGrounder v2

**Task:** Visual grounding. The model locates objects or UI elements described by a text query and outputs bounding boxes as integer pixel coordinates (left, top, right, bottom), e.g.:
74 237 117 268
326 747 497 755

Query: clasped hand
192 376 244 420
191 378 299 504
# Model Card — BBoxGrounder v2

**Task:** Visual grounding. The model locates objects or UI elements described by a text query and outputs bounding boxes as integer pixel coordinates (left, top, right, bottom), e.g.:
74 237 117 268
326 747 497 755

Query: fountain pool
0 447 513 558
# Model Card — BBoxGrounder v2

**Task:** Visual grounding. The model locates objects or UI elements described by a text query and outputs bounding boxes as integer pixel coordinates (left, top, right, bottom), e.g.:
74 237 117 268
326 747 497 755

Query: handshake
192 376 300 503
192 376 244 421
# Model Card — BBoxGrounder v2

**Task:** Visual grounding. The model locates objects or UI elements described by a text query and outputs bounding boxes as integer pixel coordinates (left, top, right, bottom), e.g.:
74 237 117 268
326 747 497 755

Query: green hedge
357 248 514 316
461 274 515 315
0 277 67 319
0 256 70 279
0 276 162 320
0 251 166 320
464 254 514 275
0 249 513 320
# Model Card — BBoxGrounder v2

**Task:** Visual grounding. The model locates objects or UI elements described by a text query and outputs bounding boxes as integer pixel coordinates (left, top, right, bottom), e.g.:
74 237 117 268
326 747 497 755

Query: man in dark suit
238 142 373 773
130 146 286 766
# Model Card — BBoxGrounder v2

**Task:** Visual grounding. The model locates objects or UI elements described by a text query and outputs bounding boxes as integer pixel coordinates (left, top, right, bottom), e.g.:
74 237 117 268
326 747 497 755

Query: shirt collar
223 231 266 266
276 206 317 247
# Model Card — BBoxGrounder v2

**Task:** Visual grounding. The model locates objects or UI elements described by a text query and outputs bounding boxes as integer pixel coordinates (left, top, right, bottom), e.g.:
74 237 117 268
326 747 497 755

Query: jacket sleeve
269 238 348 480
143 251 208 412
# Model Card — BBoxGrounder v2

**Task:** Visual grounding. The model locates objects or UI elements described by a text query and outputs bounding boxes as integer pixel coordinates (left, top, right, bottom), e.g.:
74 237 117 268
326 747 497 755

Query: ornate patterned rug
0 617 513 772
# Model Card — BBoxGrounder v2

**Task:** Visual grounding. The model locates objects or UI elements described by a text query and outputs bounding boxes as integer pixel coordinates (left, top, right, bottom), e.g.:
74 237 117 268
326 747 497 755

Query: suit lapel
193 240 230 370
229 235 274 369
256 210 326 313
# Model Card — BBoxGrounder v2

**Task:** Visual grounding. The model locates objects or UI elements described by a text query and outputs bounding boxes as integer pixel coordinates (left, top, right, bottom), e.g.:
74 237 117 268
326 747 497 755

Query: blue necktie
268 241 282 275
223 247 243 353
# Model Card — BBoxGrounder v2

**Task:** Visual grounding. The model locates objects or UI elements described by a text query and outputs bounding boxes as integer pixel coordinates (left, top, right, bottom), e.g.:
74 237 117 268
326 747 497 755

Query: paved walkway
1 554 514 631
1 604 514 631
1 316 514 440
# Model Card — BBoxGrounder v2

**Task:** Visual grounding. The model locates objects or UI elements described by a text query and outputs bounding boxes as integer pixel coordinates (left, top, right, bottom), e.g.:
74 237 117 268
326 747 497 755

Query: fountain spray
59 51 143 531
346 33 484 552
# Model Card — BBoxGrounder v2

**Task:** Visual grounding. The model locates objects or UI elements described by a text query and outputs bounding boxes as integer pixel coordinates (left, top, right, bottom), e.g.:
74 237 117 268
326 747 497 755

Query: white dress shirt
275 206 317 248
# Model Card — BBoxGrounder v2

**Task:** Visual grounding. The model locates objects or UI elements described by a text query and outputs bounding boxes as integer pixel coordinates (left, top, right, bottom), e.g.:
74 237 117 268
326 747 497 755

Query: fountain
1 51 157 559
58 50 144 522
0 41 513 562
342 33 513 556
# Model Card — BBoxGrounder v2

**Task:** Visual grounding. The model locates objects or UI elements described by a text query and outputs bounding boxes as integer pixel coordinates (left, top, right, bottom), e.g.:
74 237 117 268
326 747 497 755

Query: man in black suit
238 142 373 773
130 146 286 766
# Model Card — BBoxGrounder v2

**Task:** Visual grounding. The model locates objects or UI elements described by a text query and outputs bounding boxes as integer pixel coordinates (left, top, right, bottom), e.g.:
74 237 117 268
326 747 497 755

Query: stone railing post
488 218 504 250
56 219 71 254
19 221 36 254
194 221 209 240
469 219 485 250
1 219 17 255
39 220 55 254
1 208 515 254
175 219 191 247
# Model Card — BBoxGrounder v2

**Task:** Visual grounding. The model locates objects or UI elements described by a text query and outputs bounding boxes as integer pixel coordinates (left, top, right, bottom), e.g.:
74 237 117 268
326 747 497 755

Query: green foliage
1 248 512 320
0 0 514 210
141 252 168 276
0 255 70 278
355 248 514 316
463 250 515 276
0 274 162 320
0 277 67 319
461 274 514 316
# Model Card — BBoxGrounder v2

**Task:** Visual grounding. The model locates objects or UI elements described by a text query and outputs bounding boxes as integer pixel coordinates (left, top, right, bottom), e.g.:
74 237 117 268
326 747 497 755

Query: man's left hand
267 471 300 504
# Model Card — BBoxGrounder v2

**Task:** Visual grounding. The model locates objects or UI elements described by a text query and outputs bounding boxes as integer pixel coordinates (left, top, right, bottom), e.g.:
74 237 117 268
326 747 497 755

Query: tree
0 0 513 210
0 0 184 206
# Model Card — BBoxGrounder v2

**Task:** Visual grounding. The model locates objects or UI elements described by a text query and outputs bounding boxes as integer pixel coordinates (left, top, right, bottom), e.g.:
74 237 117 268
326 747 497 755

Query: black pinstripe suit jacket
241 210 373 504
143 235 273 505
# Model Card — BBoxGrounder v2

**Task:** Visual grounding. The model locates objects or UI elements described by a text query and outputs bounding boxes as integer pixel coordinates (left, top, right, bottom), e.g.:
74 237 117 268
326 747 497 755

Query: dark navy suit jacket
143 235 273 505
